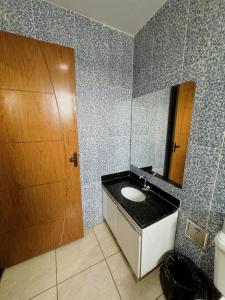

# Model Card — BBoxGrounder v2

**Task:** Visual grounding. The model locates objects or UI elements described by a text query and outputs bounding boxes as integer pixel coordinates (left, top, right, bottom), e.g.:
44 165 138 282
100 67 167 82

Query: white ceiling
49 0 166 36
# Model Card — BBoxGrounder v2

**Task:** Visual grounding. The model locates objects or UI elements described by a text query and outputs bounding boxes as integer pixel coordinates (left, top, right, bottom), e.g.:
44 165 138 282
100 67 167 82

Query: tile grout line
28 285 57 300
92 227 123 300
27 249 59 300
181 0 191 78
104 259 123 300
3 253 121 300
57 257 105 285
155 292 164 300
205 131 225 230
55 249 59 300
129 40 134 168
137 46 225 99
151 13 155 84
145 48 225 97
104 250 121 260
196 132 225 264
186 48 225 70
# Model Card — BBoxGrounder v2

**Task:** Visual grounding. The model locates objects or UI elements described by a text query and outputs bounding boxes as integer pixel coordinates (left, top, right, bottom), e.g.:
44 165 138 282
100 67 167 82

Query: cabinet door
141 211 178 277
116 208 141 278
102 191 117 237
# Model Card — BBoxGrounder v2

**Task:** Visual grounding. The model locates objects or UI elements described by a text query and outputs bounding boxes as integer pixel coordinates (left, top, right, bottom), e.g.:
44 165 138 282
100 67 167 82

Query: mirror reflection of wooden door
0 31 83 267
168 81 196 185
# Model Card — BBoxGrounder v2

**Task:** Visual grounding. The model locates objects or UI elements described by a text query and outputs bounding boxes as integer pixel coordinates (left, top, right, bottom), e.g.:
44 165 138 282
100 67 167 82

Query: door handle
173 142 181 152
69 152 78 167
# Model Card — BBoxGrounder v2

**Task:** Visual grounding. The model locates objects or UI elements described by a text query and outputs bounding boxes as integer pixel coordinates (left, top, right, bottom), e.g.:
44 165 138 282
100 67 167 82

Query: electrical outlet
185 219 208 249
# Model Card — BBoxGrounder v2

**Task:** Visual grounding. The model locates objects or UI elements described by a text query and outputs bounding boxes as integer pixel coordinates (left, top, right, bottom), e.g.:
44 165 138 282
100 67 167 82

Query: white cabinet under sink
102 191 117 237
117 208 141 277
102 189 178 279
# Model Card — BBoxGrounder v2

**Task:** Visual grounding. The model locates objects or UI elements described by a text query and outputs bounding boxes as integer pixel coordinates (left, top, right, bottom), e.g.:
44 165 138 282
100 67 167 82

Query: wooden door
0 31 83 267
168 81 196 185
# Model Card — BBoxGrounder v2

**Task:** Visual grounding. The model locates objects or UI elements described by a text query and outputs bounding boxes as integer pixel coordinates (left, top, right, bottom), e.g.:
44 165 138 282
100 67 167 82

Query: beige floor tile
58 260 120 300
56 228 104 283
0 251 56 300
107 252 163 300
32 287 57 300
93 222 120 258
157 294 166 300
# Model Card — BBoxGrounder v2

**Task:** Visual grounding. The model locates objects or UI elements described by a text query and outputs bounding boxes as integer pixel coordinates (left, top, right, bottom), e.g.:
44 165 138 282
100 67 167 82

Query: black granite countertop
102 171 179 229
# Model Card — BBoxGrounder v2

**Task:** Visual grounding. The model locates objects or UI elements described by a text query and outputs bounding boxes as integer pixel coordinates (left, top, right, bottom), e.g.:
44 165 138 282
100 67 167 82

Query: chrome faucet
139 175 151 191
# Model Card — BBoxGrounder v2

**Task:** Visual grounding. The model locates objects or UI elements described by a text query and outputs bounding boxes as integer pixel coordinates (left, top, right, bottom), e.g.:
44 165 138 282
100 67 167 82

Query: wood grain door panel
61 179 84 244
41 43 79 157
0 183 66 233
41 41 83 245
0 219 64 267
41 42 77 100
0 31 83 267
0 32 53 92
0 90 63 143
181 107 193 134
169 81 196 185
0 189 19 234
2 141 66 187
15 181 66 228
0 151 7 191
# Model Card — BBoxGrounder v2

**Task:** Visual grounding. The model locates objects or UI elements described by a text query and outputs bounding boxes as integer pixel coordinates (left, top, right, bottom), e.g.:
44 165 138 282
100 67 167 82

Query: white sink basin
121 187 146 202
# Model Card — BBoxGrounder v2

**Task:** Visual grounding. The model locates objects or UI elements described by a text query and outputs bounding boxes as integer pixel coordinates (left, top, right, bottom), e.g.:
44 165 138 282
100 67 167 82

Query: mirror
131 81 196 187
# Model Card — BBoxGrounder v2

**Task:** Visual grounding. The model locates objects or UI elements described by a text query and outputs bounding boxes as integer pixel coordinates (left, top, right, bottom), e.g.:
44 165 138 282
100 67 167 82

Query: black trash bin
160 252 212 300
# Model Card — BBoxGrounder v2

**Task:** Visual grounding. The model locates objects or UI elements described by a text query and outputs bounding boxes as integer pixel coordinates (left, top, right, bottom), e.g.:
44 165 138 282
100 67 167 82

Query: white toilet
214 220 225 300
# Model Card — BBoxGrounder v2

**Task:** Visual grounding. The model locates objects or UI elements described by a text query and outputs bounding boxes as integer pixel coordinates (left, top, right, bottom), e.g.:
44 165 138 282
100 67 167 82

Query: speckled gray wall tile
132 96 151 135
75 14 133 226
150 69 183 94
133 20 154 96
148 89 170 134
133 67 183 99
76 14 133 89
79 133 107 185
132 0 225 282
0 0 133 229
208 136 225 230
32 0 76 47
183 53 225 149
2 0 225 284
152 0 188 80
131 88 170 173
82 182 104 228
75 14 110 71
108 102 131 136
131 136 150 167
74 12 133 227
133 0 188 98
181 144 220 227
37 31 76 48
0 0 35 36
108 30 133 89
200 134 225 279
184 0 225 66
107 136 130 173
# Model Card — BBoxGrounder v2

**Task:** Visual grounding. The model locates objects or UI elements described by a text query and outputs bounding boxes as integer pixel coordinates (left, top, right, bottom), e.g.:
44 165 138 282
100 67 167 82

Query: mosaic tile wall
1 0 225 283
0 0 133 228
132 0 225 280
131 88 170 175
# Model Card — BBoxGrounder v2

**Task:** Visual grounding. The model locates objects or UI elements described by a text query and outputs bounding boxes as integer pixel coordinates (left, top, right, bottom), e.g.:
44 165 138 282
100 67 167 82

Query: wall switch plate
185 219 208 249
